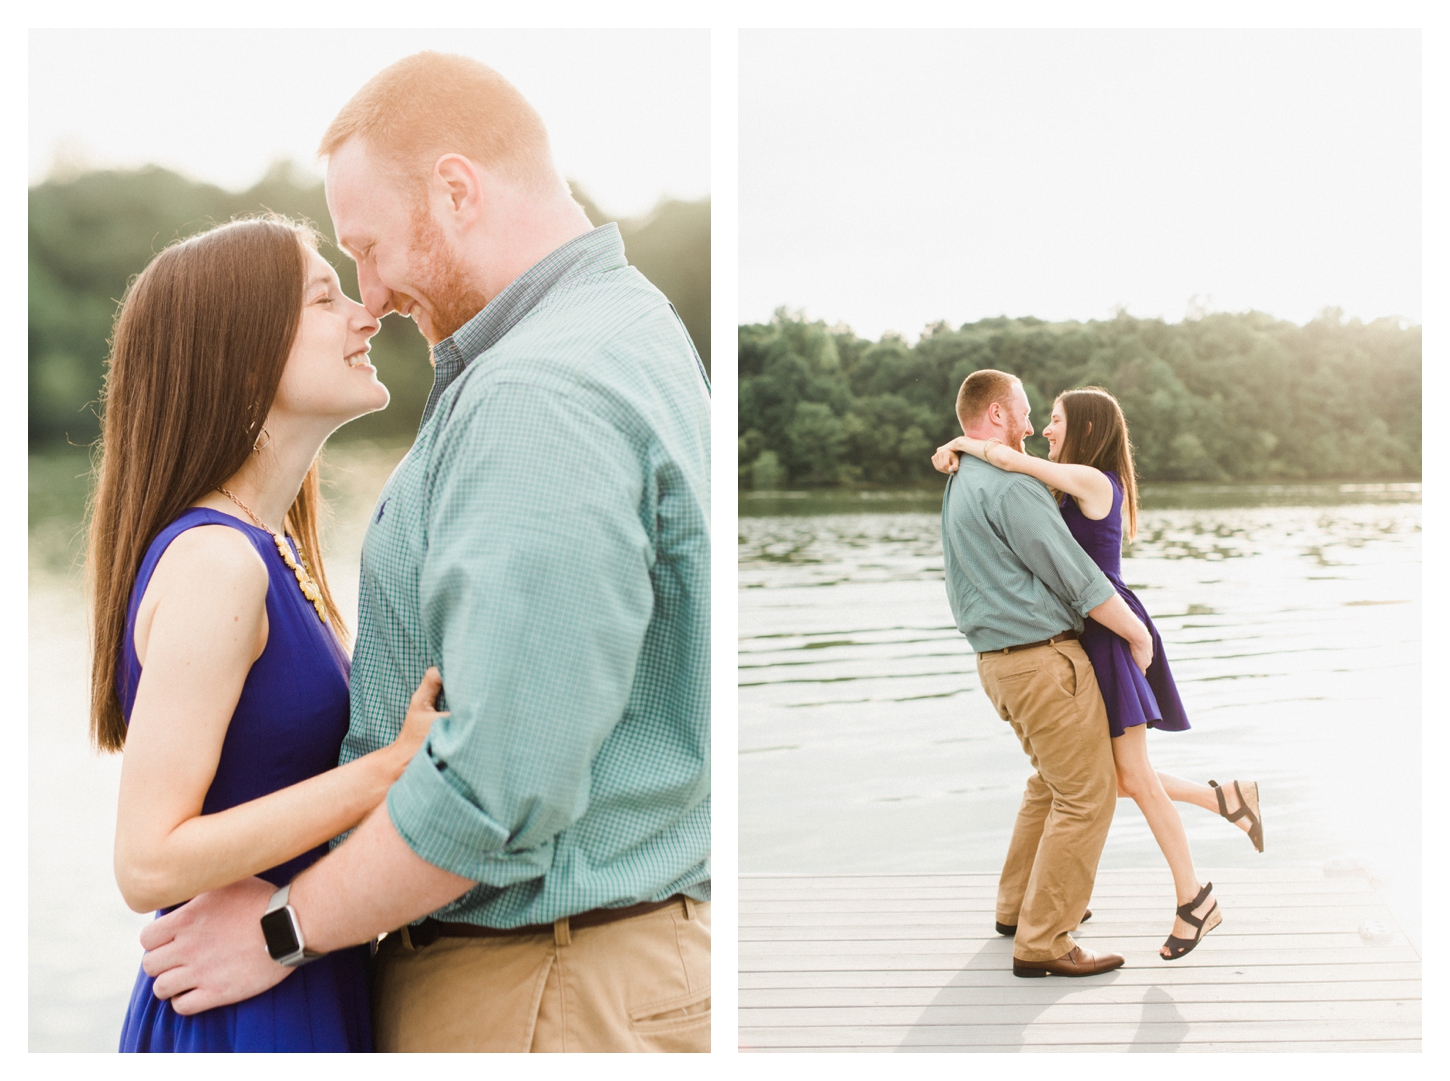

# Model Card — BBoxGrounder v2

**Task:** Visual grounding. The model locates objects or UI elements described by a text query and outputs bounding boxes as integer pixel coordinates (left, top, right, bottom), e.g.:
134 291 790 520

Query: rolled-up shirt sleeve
996 482 1115 617
385 376 654 885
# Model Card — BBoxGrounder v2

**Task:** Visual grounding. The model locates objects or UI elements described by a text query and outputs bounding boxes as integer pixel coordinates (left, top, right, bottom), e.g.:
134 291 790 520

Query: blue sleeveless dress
116 507 373 1053
1060 473 1190 738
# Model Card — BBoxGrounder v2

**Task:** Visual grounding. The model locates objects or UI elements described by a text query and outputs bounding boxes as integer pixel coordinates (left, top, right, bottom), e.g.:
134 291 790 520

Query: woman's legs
1157 772 1253 836
1111 724 1217 955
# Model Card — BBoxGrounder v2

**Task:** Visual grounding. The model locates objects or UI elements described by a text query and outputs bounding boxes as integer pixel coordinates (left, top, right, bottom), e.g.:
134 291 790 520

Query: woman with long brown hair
934 385 1262 962
89 216 444 1051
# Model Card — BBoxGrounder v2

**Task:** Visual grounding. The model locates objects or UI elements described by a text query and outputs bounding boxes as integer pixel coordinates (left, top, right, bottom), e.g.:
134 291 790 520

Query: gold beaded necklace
215 486 329 624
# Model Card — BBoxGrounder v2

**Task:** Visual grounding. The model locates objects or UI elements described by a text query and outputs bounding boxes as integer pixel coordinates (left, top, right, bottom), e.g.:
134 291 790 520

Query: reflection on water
739 486 1421 955
28 442 408 1052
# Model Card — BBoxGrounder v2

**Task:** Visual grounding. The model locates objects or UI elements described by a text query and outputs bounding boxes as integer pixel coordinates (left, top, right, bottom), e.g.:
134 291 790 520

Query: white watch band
262 883 321 967
264 882 293 916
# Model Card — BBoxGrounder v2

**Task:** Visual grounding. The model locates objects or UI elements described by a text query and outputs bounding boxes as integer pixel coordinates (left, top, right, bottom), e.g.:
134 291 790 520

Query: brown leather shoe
1012 945 1125 978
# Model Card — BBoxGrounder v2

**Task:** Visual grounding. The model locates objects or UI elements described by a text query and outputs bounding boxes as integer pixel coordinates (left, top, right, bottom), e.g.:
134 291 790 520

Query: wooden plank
739 962 1424 988
739 900 1386 919
741 869 1371 885
739 998 1419 1027
741 934 1415 954
740 909 1400 932
742 868 1355 886
742 944 1421 967
742 894 1387 914
739 936 1412 955
737 900 1388 917
740 879 1379 901
736 1018 1422 1048
742 933 1409 944
740 980 1422 1007
738 922 1405 942
741 1040 1424 1053
742 867 1334 878
741 921 1407 939
740 887 1379 905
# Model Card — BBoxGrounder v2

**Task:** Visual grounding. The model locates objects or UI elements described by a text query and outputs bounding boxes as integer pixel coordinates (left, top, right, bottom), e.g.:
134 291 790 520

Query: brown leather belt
396 895 690 949
978 629 1078 657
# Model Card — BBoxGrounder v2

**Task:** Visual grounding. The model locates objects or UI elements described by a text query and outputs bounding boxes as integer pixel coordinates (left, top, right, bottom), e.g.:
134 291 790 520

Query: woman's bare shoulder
134 521 269 665
1073 467 1116 521
148 522 269 602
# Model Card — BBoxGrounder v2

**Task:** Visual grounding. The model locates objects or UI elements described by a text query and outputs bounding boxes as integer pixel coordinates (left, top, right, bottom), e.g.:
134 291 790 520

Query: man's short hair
319 51 561 198
956 369 1022 427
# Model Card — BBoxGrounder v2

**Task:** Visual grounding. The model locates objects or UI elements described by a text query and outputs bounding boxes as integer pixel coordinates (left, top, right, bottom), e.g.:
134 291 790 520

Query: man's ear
432 154 483 219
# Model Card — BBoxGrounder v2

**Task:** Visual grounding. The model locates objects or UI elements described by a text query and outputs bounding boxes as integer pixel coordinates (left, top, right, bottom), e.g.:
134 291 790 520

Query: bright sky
740 28 1420 338
29 28 709 219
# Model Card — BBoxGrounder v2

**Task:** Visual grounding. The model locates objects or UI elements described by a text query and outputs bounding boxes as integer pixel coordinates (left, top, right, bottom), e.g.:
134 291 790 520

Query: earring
253 427 272 452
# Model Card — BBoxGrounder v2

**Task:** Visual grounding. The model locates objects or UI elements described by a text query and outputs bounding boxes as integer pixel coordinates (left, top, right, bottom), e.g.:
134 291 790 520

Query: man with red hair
138 52 711 1052
941 369 1148 977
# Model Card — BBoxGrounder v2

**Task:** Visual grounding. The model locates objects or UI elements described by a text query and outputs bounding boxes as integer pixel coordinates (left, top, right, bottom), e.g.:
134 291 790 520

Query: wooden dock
740 868 1420 1052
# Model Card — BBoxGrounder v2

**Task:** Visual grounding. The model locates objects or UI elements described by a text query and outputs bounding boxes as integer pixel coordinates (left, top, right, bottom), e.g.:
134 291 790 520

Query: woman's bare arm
113 526 444 913
933 435 1114 520
1087 593 1153 673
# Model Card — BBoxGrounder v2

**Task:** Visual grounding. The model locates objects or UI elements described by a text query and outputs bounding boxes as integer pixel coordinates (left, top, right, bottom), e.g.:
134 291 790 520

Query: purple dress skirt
1060 473 1190 738
116 508 372 1052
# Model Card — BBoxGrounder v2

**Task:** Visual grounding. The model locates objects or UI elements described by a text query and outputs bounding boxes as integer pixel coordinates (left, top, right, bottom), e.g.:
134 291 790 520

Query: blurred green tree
29 165 709 447
739 310 1420 487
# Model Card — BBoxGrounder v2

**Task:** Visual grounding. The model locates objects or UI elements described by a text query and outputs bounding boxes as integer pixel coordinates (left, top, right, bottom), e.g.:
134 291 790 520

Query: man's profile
135 51 711 1053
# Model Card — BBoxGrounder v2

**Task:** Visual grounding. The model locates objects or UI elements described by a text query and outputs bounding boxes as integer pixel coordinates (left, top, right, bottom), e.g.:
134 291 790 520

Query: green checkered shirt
941 456 1114 653
337 224 710 927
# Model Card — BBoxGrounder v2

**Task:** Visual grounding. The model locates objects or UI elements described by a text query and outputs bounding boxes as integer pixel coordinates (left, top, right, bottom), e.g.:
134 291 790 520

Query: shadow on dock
895 936 1128 1052
740 868 1420 1052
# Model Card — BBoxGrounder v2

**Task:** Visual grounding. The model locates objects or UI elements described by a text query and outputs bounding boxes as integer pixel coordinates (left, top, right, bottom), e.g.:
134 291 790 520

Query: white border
11 2 1446 1074
709 23 741 1059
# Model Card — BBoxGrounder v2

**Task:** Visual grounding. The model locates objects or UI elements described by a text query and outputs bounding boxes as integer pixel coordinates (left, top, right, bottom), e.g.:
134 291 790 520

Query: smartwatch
260 883 324 967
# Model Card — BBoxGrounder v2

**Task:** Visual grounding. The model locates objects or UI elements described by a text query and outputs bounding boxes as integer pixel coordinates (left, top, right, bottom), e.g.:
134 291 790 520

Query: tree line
29 162 709 448
739 309 1420 488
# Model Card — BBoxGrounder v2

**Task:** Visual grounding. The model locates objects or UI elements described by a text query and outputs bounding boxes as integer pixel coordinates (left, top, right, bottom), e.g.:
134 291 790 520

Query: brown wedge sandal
1161 881 1222 961
1210 779 1263 853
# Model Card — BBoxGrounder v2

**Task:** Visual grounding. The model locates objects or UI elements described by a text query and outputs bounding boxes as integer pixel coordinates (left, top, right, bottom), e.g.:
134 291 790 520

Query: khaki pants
977 640 1115 962
372 898 710 1052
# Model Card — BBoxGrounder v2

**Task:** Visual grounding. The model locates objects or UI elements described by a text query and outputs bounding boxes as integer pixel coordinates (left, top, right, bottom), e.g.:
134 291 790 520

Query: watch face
260 906 301 959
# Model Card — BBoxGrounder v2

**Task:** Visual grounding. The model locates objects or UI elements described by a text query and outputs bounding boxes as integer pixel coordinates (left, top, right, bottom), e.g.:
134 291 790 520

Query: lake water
27 442 408 1052
739 482 1422 952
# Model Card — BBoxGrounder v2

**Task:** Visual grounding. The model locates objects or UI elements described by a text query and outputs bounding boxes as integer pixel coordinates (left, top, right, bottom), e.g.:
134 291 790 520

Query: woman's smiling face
269 247 388 427
1042 400 1069 462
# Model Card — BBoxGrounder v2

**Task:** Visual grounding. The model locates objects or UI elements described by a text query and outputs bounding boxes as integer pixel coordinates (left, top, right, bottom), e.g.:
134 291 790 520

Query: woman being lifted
934 385 1263 961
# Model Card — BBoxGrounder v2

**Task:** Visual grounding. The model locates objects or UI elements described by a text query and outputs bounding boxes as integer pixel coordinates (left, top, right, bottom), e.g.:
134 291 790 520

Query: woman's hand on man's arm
115 528 450 915
932 435 988 474
384 667 449 776
1086 593 1153 673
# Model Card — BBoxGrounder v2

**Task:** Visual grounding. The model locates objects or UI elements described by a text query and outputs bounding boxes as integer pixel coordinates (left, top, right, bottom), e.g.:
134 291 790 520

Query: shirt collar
422 223 627 426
